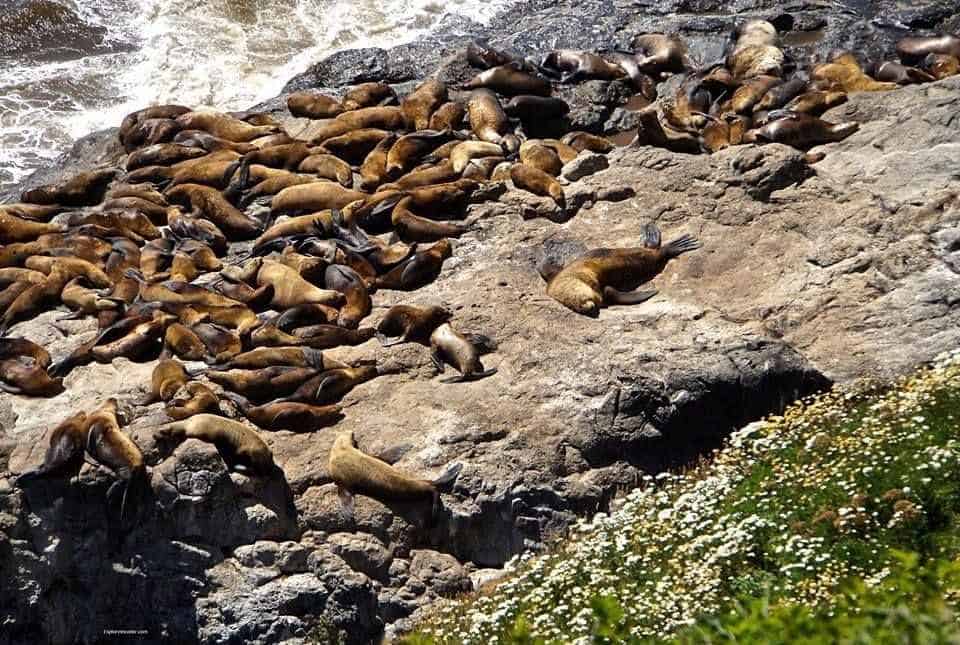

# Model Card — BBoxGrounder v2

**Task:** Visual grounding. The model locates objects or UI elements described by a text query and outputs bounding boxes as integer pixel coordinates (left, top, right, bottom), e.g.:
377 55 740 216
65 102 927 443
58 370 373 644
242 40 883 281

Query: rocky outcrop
2 1 960 643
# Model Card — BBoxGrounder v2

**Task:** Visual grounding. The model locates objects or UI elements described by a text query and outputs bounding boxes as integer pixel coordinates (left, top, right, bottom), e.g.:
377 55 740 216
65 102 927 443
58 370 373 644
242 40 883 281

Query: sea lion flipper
462 333 497 354
432 462 463 490
337 486 356 521
642 222 662 249
430 348 445 373
376 333 405 347
603 286 658 306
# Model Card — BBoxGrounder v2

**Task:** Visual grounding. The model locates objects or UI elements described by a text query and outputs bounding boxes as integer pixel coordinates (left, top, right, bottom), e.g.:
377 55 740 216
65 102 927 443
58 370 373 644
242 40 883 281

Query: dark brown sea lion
518 142 563 176
281 365 379 405
22 168 118 207
466 40 516 69
126 143 206 171
90 311 175 363
341 82 397 111
867 61 935 85
392 197 471 243
205 364 318 399
359 133 399 191
374 239 452 290
120 105 190 149
165 382 220 420
164 322 208 360
401 79 448 130
463 62 551 96
155 414 275 475
210 278 274 311
214 346 339 370
298 154 354 187
896 35 960 64
310 107 406 145
428 102 466 130
541 50 626 82
167 206 229 255
0 358 64 396
14 412 89 485
328 430 461 518
287 91 344 119
0 337 51 367
191 322 242 362
287 324 375 349
175 111 279 142
252 211 334 251
743 112 859 148
753 77 807 112
783 90 847 115
511 163 566 208
386 131 457 180
320 128 393 165
429 322 497 383
379 160 460 192
545 223 700 316
85 398 148 520
324 264 371 329
274 303 341 332
632 33 694 77
165 183 262 239
376 304 452 346
224 392 343 431
467 89 509 144
271 182 367 216
504 95 570 120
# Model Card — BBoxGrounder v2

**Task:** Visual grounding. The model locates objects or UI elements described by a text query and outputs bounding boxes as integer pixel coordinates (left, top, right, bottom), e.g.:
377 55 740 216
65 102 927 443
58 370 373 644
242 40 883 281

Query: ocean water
0 0 512 193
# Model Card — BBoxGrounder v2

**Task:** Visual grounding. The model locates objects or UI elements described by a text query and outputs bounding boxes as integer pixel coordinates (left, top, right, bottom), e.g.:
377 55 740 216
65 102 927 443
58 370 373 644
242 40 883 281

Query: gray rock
562 152 610 182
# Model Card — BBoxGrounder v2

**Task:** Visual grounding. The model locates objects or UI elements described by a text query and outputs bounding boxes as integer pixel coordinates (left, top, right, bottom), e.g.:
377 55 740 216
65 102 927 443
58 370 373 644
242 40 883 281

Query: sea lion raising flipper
328 430 462 522
154 414 276 476
544 222 701 317
429 323 497 383
14 412 89 487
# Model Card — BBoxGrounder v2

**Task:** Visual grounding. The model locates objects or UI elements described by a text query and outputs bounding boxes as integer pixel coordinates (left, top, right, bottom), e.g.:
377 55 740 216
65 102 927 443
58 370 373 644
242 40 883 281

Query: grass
403 349 960 644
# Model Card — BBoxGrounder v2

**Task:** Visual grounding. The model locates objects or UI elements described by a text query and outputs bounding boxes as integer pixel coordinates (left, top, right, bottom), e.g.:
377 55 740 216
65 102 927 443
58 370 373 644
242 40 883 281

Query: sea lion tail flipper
123 268 148 285
432 462 463 491
370 194 404 218
376 333 405 347
603 287 658 306
430 348 445 373
337 486 356 521
664 233 702 257
56 310 86 321
119 468 148 528
642 222 662 249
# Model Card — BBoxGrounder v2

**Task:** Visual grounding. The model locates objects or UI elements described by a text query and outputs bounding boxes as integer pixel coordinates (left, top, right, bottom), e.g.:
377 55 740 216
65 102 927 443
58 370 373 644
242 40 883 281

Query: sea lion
319 128 393 165
783 90 847 115
173 130 259 154
0 358 64 396
14 412 89 485
165 382 220 420
729 19 778 52
450 141 505 173
379 160 460 192
374 239 452 290
728 45 785 80
921 53 960 79
376 304 452 346
511 163 565 208
634 107 701 154
401 79 448 130
205 365 320 400
0 283 33 317
167 207 229 255
463 62 551 96
120 105 190 147
275 303 341 331
632 34 693 77
341 82 397 111
85 398 148 520
257 260 344 309
428 102 466 131
191 322 242 362
126 143 206 171
328 430 461 517
285 324 375 349
541 50 627 82
224 392 343 431
165 183 261 239
236 171 321 207
252 212 335 252
0 263 76 335
59 277 121 318
545 223 700 316
429 322 497 383
518 141 563 176
271 182 367 216
386 131 457 179
175 111 279 142
896 35 960 64
539 139 579 164
503 95 570 120
359 133 399 191
467 90 509 144
0 203 66 222
214 346 340 370
466 39 516 69
146 358 190 403
90 311 174 363
281 365 379 405
309 108 406 145
0 337 51 367
324 264 371 329
727 75 783 113
123 118 181 150
287 91 344 119
743 112 859 148
0 211 63 243
164 322 208 360
812 54 898 92
210 278 274 311
867 61 935 85
155 414 275 475
560 132 614 154
22 168 118 207
392 197 471 243
461 157 504 181
298 154 354 187
753 76 807 112
62 210 160 241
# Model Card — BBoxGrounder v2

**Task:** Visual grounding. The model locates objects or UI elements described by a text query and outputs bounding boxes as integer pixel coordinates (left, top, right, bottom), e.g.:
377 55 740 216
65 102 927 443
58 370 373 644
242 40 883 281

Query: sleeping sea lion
287 91 344 119
324 264 371 329
467 90 509 144
165 382 221 420
155 414 275 475
341 82 397 111
22 169 118 207
281 365 379 405
743 112 859 148
165 183 262 239
175 111 279 142
463 62 551 96
14 412 89 485
401 79 448 130
374 239 452 290
224 392 343 431
510 163 565 208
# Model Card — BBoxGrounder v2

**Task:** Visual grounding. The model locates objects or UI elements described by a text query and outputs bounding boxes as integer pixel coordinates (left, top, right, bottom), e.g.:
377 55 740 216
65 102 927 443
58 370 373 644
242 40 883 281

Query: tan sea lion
518 141 563 176
401 79 448 130
146 358 190 403
281 365 379 405
0 358 64 396
0 337 51 367
309 108 406 145
173 130 259 154
191 322 243 362
85 398 148 520
90 311 175 363
155 414 275 475
205 365 321 400
359 133 399 191
62 210 160 241
59 277 122 318
0 267 46 287
287 91 344 119
511 163 565 208
428 101 466 130
126 143 206 171
429 322 497 383
728 45 784 80
920 53 960 79
224 392 343 431
271 182 367 216
561 132 614 154
727 75 783 113
450 141 505 173
22 168 118 207
544 222 701 316
376 304 452 346
213 346 337 370
165 382 220 420
632 33 693 77
175 111 279 142
466 39 516 69
341 82 397 111
256 260 343 309
324 264 371 329
0 212 64 243
298 154 354 187
167 207 229 255
374 239 452 290
635 107 701 153
165 183 262 239
743 112 859 148
120 105 190 146
783 90 847 115
320 128 393 164
463 62 552 96
812 54 898 92
164 322 208 360
0 263 77 335
14 412 89 485
467 89 509 144
0 203 66 222
379 160 460 192
386 131 456 180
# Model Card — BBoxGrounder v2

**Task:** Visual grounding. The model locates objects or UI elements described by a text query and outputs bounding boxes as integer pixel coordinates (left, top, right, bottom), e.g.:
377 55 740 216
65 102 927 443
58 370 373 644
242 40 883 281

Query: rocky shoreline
2 1 960 643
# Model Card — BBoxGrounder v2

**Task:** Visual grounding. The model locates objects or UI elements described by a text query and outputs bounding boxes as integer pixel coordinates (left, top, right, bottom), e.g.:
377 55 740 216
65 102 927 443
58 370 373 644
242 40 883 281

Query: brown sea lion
0 337 51 367
252 211 334 251
896 35 960 64
287 91 344 119
175 111 279 142
428 102 466 130
274 303 341 332
376 304 452 346
210 278 274 311
165 183 262 239
743 112 859 148
257 260 343 309
0 212 63 243
359 133 399 191
728 45 784 80
429 323 497 383
728 75 783 113
560 132 614 154
324 264 371 329
85 398 148 520
90 311 174 363
867 61 935 85
205 365 320 400
298 154 354 187
173 130 259 154
374 239 452 290
155 414 275 475
503 95 570 120
164 322 208 360
0 263 76 335
0 358 64 396
120 105 190 147
392 197 471 243
341 82 397 111
379 160 460 192
146 358 190 403
467 89 509 144
463 62 551 96
62 210 160 241
320 128 393 164
309 108 406 145
126 143 206 171
518 141 563 176
541 50 627 82
544 223 700 316
753 77 807 112
328 430 461 517
0 268 46 287
511 163 565 208
191 322 242 362
286 324 375 349
635 107 701 154
167 207 229 255
466 40 516 69
14 412 89 485
125 118 182 150
0 203 66 222
386 131 457 180
125 270 244 309
281 365 379 405
165 382 220 420
920 53 960 79
632 33 693 77
224 392 343 431
22 168 118 207
401 79 448 130
812 54 898 92
450 141 505 173
59 277 122 318
214 346 339 370
783 90 847 115
271 182 367 216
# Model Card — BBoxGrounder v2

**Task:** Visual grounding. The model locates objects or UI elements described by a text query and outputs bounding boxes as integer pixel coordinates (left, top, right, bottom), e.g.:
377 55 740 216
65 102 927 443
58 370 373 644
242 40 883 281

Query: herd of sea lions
2 21 958 523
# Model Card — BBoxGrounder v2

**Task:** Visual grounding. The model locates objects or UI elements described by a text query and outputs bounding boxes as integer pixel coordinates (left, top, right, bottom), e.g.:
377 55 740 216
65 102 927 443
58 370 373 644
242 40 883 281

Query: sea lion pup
214 346 342 370
467 89 509 144
540 49 627 82
14 412 90 486
358 133 399 190
223 391 343 431
256 260 344 309
0 358 64 396
328 430 462 518
376 304 452 346
341 82 397 111
503 95 570 121
21 168 118 207
511 163 566 208
168 207 229 255
401 79 448 130
450 141 505 173
545 223 701 317
0 337 51 367
631 33 693 77
281 364 379 405
298 154 354 187
812 53 898 92
175 111 279 142
867 61 935 85
0 211 64 243
896 34 960 64
145 358 190 403
155 414 275 475
126 143 206 171
271 182 367 216
165 382 220 420
324 265 371 329
379 160 460 192
466 39 517 69
374 239 452 291
743 112 859 148
85 398 148 521
921 53 960 79
428 102 466 131
561 132 614 154
463 62 552 96
165 183 262 240
287 91 344 119
391 197 472 243
783 89 847 115
429 322 497 383
518 141 563 176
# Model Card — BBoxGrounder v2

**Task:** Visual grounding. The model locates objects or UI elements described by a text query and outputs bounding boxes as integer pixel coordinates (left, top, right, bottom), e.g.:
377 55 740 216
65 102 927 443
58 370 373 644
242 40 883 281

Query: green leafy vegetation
405 350 960 644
